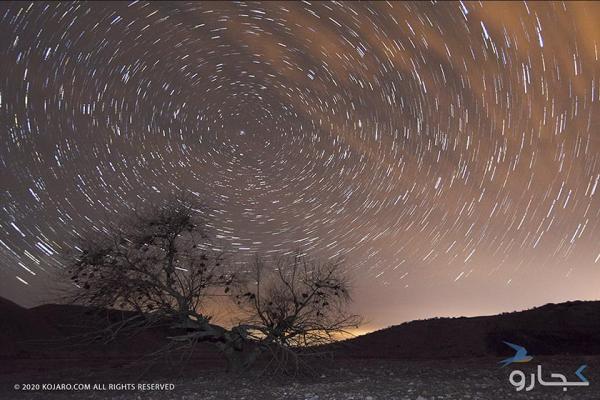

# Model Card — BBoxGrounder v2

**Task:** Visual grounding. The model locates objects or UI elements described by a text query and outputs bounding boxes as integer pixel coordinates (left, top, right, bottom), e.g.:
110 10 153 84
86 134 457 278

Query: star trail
1 1 600 329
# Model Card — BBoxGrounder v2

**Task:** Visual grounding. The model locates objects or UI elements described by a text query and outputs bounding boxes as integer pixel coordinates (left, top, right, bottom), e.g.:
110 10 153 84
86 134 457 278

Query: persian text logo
500 341 589 392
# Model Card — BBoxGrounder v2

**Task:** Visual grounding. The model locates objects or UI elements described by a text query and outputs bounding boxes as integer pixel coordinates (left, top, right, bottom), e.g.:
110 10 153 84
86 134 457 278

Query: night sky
1 1 600 332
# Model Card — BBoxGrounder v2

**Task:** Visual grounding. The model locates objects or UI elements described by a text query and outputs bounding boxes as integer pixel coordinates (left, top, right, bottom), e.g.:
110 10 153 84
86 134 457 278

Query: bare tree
65 199 360 373
66 199 232 345
231 252 362 372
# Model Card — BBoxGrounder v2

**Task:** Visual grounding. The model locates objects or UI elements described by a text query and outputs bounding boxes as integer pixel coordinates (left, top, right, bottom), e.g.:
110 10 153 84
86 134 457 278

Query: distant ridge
335 300 600 359
0 298 219 360
2 297 599 361
0 297 61 356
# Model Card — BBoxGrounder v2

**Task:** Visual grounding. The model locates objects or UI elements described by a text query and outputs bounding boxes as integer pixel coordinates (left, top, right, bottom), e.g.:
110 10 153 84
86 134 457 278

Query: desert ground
1 356 597 400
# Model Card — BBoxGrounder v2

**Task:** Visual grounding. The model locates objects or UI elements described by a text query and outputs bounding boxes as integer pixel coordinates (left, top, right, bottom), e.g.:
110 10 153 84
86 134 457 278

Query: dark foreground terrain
1 356 598 399
2 297 600 399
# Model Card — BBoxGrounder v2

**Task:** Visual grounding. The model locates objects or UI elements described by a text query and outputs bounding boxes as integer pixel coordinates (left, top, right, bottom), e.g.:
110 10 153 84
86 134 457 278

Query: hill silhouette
0 298 219 361
335 300 600 359
2 297 600 362
0 297 62 356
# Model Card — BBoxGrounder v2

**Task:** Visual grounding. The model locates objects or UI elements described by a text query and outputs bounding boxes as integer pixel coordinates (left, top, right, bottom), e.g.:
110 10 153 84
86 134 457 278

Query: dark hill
0 299 220 360
3 298 599 362
28 303 173 356
0 297 61 356
336 300 600 359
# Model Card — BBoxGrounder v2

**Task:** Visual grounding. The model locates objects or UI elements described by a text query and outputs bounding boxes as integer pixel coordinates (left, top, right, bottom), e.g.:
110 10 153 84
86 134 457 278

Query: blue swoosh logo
576 364 588 382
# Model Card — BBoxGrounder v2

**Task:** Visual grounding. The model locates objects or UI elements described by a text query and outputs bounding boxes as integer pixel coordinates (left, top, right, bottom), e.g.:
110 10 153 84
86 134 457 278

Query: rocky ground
1 356 597 400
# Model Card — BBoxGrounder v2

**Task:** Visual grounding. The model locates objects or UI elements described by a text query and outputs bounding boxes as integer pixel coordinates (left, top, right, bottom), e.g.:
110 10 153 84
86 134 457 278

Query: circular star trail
1 2 600 327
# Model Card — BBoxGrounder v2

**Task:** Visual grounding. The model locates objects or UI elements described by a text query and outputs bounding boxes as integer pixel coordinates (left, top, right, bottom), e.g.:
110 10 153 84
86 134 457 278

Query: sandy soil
1 356 597 400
